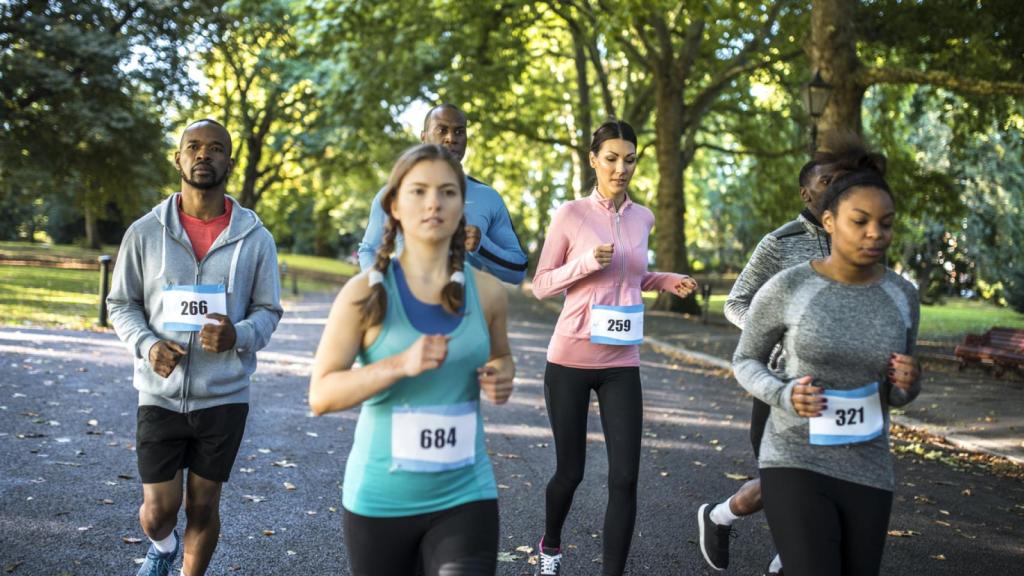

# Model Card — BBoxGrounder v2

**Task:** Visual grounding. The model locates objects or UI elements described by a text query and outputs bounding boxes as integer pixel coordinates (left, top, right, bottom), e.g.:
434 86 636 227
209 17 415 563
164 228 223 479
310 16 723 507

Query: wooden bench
954 327 1024 376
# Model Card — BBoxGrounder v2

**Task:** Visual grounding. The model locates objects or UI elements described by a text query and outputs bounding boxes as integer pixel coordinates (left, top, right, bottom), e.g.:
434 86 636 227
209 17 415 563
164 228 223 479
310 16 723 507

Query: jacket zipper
614 210 624 306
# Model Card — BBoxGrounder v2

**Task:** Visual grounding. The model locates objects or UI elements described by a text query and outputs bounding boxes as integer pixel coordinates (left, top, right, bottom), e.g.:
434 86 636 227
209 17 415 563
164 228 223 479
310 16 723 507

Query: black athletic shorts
136 403 248 484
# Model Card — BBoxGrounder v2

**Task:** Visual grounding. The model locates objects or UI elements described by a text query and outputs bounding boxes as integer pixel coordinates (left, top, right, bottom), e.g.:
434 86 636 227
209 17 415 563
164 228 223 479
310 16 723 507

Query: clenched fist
149 340 187 378
401 334 449 377
200 313 236 353
593 243 614 268
464 225 482 252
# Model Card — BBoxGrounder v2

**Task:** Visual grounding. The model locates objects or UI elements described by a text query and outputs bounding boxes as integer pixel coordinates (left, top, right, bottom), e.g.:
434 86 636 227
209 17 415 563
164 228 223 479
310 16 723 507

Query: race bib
809 381 884 446
590 304 644 345
391 401 477 472
162 284 227 332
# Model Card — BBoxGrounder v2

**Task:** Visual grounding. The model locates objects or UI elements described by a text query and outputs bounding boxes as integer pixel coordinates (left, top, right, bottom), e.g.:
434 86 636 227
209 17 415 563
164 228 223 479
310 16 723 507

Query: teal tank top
342 262 496 517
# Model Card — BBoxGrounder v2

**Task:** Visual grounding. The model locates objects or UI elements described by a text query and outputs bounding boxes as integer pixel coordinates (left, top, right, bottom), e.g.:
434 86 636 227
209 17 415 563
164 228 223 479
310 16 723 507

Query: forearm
732 358 798 414
532 252 601 298
309 353 407 415
471 235 528 284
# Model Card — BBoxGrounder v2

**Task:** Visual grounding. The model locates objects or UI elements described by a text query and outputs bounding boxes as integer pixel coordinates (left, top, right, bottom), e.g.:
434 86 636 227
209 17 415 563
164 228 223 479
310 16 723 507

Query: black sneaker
764 554 784 576
698 503 732 571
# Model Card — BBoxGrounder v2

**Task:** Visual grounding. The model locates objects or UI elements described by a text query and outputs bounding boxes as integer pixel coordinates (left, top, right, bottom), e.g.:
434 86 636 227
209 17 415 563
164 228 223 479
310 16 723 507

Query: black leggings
750 398 771 459
343 499 498 576
543 362 643 576
761 468 893 576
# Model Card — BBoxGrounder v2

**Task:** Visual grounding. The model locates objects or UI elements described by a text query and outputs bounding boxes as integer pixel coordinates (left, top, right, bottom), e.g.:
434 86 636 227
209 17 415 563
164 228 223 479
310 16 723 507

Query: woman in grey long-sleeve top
732 169 921 576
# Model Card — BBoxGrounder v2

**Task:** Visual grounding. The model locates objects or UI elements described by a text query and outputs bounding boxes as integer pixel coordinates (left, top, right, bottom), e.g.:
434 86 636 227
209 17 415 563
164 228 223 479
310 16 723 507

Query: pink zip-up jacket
533 191 685 368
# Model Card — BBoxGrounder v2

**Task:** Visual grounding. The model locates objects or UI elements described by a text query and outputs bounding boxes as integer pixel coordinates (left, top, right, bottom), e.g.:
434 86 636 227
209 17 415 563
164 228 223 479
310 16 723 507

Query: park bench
954 327 1024 376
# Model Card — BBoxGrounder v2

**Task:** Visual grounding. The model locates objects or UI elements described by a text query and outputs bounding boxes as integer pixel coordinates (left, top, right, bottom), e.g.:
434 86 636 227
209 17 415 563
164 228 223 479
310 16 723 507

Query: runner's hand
464 225 482 252
200 313 237 353
478 357 514 405
401 334 448 377
888 353 919 390
149 340 187 378
791 376 826 417
593 243 614 268
672 275 698 298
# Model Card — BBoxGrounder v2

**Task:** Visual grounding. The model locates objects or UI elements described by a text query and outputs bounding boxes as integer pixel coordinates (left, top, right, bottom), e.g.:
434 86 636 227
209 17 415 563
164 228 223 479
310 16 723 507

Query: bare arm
308 273 447 415
476 271 515 404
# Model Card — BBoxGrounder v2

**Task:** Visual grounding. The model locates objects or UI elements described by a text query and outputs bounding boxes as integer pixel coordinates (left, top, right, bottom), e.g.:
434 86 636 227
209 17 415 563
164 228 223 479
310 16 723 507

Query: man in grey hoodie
107 119 283 576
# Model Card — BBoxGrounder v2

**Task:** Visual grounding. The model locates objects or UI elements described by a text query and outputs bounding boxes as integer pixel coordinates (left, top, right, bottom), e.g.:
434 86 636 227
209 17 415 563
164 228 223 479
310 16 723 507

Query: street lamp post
803 70 832 153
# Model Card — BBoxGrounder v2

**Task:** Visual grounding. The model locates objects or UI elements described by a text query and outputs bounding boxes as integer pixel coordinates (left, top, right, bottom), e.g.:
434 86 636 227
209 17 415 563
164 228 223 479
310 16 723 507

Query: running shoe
697 502 733 571
764 554 784 576
136 529 179 576
535 537 562 576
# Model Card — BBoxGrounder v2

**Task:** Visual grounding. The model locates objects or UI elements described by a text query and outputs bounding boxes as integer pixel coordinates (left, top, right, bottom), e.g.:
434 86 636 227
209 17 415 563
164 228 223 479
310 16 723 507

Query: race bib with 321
809 381 884 446
162 284 227 332
391 401 478 472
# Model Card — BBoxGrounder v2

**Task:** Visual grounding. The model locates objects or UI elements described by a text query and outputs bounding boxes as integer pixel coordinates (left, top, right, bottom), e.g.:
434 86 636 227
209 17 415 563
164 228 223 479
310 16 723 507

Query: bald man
107 119 283 576
358 104 529 284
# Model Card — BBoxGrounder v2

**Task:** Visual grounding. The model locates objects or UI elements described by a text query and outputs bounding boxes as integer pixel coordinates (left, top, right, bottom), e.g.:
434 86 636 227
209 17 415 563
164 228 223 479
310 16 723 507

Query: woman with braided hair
309 144 515 576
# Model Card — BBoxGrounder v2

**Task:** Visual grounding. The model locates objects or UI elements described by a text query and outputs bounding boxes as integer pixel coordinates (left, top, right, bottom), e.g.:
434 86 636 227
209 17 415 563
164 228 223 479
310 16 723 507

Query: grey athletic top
725 210 830 330
732 262 921 491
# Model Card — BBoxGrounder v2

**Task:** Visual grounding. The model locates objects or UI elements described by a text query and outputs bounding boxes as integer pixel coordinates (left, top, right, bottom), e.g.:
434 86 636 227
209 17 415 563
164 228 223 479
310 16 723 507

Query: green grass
0 240 120 260
919 299 1024 339
0 241 356 329
0 265 101 330
278 253 358 277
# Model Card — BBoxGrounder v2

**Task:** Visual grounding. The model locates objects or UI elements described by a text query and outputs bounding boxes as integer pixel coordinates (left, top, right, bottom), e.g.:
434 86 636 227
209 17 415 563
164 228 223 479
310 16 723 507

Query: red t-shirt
178 197 232 261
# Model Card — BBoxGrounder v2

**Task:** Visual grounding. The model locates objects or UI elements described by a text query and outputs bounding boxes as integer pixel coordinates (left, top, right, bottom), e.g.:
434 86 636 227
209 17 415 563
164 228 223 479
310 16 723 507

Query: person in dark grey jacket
107 119 283 576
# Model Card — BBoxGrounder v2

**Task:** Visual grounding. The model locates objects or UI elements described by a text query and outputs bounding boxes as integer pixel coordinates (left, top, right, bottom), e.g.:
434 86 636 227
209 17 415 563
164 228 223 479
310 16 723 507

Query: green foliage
0 1 212 245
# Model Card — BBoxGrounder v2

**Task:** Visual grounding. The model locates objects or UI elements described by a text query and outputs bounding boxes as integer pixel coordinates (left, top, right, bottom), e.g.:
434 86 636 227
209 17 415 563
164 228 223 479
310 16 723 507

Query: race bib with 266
162 284 227 332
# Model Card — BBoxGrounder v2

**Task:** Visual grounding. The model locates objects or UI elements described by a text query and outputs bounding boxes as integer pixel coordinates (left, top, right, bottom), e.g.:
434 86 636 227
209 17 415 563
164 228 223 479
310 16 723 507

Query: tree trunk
84 207 100 249
650 79 699 314
572 28 595 197
238 133 263 208
811 0 868 143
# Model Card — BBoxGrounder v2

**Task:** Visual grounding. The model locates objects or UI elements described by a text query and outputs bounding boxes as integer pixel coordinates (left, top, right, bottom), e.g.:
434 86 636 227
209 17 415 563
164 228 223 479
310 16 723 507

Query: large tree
811 0 1024 142
1 1 211 247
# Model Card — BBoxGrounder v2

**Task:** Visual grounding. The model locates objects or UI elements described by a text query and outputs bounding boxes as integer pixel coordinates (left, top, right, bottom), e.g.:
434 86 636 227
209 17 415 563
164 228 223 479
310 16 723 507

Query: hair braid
440 217 467 315
359 217 399 328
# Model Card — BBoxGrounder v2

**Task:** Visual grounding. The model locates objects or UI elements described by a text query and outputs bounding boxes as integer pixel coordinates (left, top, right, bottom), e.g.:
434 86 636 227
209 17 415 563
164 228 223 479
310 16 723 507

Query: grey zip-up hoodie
107 193 283 413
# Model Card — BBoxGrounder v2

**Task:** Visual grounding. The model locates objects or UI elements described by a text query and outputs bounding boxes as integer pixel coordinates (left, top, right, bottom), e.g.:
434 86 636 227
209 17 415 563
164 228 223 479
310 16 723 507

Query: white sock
180 571 189 576
709 497 741 526
769 554 783 573
151 530 177 554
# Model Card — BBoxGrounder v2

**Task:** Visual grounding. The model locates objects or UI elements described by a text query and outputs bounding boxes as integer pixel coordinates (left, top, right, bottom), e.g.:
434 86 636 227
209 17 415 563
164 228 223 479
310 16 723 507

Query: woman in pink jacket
531 120 697 576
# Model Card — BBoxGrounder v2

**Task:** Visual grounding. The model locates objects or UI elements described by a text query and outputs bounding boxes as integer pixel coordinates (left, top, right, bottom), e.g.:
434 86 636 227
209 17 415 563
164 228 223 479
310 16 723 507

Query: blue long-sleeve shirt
357 176 528 284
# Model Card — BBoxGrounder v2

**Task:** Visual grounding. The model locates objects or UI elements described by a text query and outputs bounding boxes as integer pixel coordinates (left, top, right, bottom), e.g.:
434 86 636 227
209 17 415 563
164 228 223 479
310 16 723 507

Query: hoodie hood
151 193 264 294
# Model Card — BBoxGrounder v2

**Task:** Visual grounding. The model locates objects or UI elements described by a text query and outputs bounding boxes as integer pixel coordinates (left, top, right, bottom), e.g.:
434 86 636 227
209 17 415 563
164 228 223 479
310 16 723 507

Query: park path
0 289 1022 575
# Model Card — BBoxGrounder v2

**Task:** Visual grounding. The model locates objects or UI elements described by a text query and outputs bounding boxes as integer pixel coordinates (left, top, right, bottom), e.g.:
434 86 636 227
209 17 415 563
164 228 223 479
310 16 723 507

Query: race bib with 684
391 401 478 472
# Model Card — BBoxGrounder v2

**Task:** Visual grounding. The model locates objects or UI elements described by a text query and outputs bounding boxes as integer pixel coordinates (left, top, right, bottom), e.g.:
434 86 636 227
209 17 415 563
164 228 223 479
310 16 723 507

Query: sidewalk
523 283 1024 465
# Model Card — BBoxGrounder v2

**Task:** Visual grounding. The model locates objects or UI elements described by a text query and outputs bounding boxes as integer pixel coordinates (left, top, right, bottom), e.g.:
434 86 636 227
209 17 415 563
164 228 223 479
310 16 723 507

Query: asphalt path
1 290 1022 575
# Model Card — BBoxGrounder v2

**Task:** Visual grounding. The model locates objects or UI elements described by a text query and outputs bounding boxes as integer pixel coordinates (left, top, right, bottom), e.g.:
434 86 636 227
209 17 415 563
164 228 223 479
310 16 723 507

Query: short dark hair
589 120 637 154
798 160 820 187
821 169 893 215
179 118 231 152
423 103 466 131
